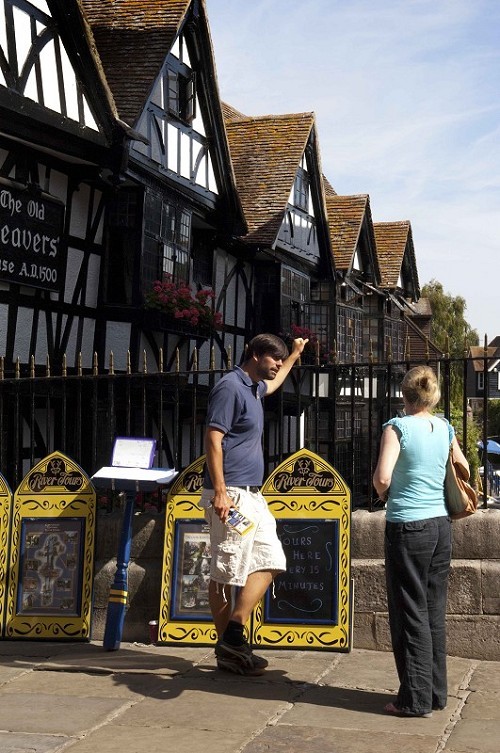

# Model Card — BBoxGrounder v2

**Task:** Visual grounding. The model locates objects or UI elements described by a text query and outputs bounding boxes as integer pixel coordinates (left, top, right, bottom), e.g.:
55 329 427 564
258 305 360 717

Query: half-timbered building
0 0 120 369
222 107 334 354
1 0 250 375
1 0 441 494
325 193 380 361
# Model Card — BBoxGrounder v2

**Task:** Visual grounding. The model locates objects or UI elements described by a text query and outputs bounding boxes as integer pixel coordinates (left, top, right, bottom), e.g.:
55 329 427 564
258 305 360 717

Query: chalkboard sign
254 447 352 651
266 519 338 624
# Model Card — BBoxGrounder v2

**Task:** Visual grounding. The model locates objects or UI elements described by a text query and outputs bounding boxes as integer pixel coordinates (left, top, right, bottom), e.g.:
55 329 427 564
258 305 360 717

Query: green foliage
486 400 500 437
422 280 479 406
450 404 481 489
420 280 479 356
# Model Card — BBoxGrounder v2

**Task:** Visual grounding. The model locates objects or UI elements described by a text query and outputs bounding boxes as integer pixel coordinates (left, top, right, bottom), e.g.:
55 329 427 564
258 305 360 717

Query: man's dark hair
244 334 289 361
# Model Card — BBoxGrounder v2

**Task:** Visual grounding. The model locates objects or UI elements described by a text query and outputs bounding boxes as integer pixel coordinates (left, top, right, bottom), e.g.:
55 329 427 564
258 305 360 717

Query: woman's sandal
384 702 432 718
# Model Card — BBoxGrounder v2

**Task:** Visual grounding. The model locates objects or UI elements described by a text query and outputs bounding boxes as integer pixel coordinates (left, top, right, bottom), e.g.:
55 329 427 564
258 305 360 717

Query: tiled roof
323 175 337 196
325 194 371 270
223 111 315 245
404 315 444 359
469 346 500 372
80 0 192 126
410 297 432 317
221 101 246 121
373 221 416 289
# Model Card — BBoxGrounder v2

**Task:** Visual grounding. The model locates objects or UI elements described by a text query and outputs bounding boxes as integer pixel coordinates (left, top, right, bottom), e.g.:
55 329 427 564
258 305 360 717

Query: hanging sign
5 451 96 639
0 177 66 292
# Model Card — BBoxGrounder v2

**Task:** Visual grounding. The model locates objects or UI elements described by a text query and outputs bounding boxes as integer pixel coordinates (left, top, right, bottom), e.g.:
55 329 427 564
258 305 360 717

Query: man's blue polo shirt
204 366 268 488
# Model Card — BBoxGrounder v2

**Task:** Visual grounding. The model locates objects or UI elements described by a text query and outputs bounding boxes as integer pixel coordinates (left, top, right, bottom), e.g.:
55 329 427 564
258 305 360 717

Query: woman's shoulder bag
444 443 478 520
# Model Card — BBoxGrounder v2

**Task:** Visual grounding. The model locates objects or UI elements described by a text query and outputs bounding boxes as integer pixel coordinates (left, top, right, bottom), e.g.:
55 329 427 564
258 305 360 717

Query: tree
420 280 479 357
421 279 479 408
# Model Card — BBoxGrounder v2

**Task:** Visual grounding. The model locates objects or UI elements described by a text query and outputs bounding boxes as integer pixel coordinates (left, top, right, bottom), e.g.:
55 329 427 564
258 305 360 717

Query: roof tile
223 111 315 245
373 221 414 288
81 0 192 125
325 194 370 270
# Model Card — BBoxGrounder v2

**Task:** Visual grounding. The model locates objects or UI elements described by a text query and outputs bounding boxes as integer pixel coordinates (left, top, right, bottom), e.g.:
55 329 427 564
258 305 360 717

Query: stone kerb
351 508 500 660
351 507 500 559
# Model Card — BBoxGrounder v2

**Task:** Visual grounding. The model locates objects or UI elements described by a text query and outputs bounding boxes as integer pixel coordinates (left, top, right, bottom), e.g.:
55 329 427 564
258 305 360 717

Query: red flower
144 279 223 332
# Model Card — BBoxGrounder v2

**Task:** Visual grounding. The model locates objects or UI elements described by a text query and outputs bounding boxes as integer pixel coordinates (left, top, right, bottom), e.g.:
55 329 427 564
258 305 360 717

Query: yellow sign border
159 449 352 652
6 451 96 640
158 455 218 645
0 473 12 636
253 448 352 651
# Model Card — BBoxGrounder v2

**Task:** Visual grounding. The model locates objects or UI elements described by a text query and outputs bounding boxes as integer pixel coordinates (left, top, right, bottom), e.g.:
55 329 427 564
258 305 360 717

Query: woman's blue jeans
385 515 452 715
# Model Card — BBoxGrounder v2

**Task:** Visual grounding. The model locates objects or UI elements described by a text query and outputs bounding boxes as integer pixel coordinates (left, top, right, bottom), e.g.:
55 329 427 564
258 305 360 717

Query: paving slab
251 650 343 684
446 719 500 753
0 731 68 753
0 668 162 699
57 723 249 753
109 675 296 732
460 689 500 719
280 684 451 734
0 692 128 735
0 665 33 687
468 661 500 692
243 724 441 753
1 642 500 753
322 649 474 698
39 642 213 676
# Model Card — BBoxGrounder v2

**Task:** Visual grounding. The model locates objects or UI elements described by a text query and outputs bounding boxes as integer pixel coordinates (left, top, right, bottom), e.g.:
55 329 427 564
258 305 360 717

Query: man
200 333 307 675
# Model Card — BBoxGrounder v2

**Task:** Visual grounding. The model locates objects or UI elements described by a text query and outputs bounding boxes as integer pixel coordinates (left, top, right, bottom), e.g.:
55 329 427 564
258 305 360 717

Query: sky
205 0 500 340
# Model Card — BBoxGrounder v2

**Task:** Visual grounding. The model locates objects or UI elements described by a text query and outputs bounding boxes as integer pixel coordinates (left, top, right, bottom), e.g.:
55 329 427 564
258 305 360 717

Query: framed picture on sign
17 517 85 616
170 520 212 621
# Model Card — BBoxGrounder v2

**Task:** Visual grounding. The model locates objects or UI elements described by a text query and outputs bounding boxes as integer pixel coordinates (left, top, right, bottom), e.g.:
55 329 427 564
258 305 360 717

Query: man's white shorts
200 487 286 587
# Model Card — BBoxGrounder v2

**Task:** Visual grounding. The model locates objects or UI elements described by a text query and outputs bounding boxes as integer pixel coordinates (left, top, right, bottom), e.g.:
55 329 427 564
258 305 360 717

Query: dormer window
166 65 196 124
293 167 309 212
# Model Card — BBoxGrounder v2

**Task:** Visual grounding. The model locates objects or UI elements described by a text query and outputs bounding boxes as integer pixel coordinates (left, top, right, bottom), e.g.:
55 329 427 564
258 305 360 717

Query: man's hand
212 489 232 522
264 337 310 395
291 337 309 360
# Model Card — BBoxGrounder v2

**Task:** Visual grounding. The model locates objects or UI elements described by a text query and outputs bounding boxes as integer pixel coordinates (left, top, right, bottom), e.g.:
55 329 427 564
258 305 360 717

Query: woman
373 365 468 718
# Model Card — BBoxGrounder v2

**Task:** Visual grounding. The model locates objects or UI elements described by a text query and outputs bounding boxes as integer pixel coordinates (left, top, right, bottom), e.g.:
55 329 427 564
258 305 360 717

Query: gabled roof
325 194 379 279
222 111 317 245
80 0 192 127
403 314 444 360
221 101 246 121
373 221 418 292
323 175 337 197
469 346 500 373
410 297 432 318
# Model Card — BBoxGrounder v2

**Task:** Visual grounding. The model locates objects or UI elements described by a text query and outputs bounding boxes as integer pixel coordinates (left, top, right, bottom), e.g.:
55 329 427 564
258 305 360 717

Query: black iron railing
0 347 495 511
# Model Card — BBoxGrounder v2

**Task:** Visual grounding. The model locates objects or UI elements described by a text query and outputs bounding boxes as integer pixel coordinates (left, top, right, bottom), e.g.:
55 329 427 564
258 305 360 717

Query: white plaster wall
105 321 132 372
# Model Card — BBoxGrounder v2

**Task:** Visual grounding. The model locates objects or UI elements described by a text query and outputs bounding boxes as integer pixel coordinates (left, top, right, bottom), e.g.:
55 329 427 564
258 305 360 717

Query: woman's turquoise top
383 414 454 523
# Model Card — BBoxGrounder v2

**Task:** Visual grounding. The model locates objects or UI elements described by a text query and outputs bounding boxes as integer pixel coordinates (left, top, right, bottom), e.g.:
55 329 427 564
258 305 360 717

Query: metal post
103 488 135 650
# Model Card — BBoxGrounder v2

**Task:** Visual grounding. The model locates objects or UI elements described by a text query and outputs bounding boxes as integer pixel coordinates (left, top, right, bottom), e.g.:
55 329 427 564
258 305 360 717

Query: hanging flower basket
280 323 330 364
144 278 223 335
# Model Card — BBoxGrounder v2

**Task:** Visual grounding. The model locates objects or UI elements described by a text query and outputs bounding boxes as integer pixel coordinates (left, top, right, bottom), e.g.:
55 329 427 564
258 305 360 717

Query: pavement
0 640 499 753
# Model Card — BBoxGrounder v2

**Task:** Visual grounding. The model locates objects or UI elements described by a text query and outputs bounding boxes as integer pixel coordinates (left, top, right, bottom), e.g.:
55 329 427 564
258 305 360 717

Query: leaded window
337 306 363 361
143 192 191 291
